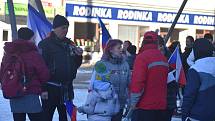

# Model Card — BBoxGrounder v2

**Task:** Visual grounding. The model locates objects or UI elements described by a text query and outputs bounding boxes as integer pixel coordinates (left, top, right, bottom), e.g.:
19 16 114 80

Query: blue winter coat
182 57 215 121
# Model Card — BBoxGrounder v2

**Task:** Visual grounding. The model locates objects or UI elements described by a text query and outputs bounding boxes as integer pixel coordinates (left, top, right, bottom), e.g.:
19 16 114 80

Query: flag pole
7 0 18 41
164 0 188 44
34 0 46 18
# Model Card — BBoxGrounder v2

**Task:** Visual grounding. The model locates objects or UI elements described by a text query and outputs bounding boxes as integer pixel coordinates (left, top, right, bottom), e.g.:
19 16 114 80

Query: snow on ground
0 89 87 121
0 89 181 121
77 70 92 74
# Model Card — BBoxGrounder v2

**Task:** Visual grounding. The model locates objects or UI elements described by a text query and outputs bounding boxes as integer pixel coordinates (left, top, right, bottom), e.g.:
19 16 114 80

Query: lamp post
7 0 18 40
164 0 189 44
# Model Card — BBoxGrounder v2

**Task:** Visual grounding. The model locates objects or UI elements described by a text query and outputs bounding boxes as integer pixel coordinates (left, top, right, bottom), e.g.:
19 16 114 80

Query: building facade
0 0 214 62
66 0 215 52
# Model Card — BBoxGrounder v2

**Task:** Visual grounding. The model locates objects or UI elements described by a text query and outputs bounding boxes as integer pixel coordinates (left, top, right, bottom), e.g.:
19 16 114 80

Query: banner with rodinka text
66 3 215 27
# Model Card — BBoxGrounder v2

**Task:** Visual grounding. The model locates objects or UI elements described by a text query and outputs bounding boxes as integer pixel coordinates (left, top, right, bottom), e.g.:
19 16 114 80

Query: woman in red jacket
0 28 50 121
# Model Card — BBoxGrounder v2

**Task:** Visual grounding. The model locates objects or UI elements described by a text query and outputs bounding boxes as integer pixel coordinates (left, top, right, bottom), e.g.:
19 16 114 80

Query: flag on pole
97 17 112 49
27 4 52 46
65 101 77 121
168 46 186 85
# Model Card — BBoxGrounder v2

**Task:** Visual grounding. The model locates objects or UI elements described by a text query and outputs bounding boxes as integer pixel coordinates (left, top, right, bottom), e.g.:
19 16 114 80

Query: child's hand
77 106 84 113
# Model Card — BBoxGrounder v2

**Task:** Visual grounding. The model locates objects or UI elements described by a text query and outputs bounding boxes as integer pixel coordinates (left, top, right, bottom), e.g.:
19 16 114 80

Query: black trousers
13 113 42 121
42 85 68 121
131 109 166 121
165 109 174 121
111 109 124 121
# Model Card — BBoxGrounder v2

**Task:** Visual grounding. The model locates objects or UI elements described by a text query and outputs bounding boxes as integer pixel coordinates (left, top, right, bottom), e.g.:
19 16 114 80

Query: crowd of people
0 14 215 121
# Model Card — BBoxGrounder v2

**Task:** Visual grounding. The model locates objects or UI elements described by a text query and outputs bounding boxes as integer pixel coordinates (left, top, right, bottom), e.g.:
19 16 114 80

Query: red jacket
0 40 50 94
130 44 168 110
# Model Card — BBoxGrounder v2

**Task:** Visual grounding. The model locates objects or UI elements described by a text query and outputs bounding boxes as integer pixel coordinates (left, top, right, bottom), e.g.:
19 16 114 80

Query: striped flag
65 101 77 121
168 46 186 85
27 4 52 46
97 17 112 49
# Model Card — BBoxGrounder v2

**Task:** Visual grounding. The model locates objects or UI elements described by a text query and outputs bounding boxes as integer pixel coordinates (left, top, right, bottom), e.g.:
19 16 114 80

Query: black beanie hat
127 45 137 55
193 38 214 61
53 15 69 29
18 27 34 40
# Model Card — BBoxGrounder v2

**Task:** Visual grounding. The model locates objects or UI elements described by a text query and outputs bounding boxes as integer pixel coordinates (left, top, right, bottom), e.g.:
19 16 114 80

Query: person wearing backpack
0 28 50 121
38 15 83 121
78 62 120 121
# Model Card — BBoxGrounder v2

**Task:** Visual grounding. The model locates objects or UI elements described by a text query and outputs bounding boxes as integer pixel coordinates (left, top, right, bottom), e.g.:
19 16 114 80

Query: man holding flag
166 44 186 121
38 15 83 121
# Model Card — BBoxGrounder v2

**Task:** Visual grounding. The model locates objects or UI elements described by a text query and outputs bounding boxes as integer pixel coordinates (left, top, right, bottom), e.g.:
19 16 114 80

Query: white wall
0 27 3 63
0 21 25 63
67 17 75 40
93 0 215 13
109 21 119 39
0 21 9 63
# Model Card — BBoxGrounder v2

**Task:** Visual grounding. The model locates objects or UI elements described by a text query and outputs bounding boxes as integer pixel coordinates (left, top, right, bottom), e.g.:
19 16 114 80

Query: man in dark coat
126 45 137 70
182 36 194 76
39 15 83 121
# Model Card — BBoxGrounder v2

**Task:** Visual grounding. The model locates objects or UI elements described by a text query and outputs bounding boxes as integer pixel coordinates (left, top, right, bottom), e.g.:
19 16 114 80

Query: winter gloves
77 106 85 114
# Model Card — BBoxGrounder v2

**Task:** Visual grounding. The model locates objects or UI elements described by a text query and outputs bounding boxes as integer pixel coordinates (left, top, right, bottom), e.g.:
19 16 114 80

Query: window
75 22 96 40
74 22 100 52
3 30 8 41
160 28 168 33
118 25 138 44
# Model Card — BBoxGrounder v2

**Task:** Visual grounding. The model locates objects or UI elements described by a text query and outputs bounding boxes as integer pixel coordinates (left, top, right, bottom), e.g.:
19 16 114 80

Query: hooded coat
182 57 215 121
0 40 50 94
182 39 215 121
0 40 50 113
80 85 119 121
79 68 120 121
130 44 169 110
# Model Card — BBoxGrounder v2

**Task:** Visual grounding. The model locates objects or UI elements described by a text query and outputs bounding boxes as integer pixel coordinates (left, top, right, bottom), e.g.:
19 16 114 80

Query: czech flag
97 17 112 49
65 101 77 121
27 4 52 46
168 46 186 85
